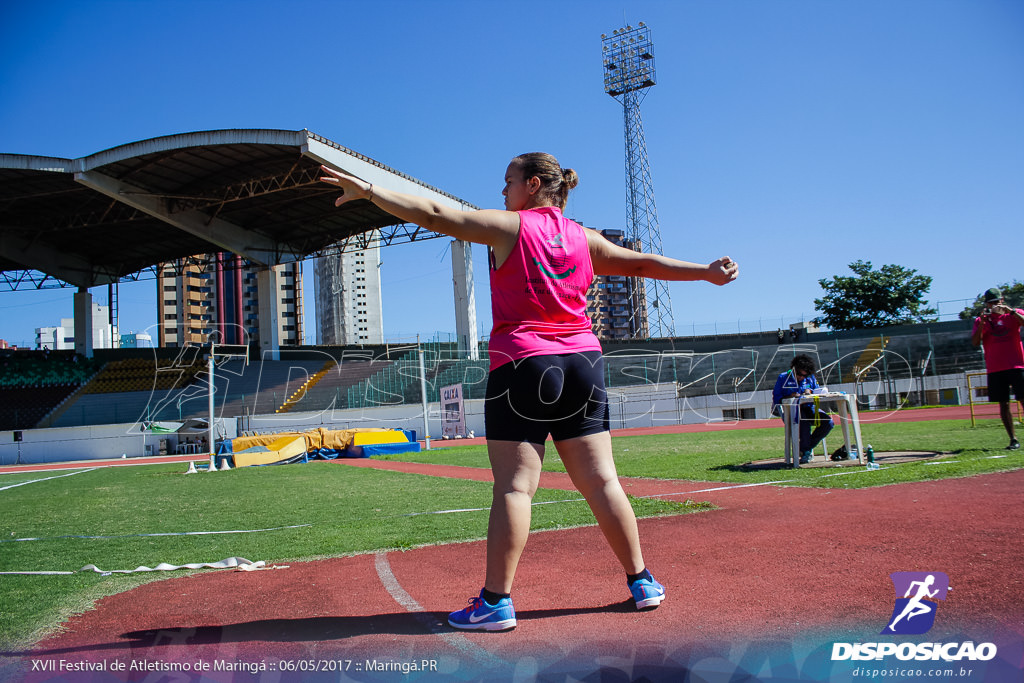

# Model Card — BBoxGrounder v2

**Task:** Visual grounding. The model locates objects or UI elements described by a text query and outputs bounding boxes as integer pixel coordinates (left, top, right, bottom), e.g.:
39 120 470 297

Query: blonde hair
511 152 579 210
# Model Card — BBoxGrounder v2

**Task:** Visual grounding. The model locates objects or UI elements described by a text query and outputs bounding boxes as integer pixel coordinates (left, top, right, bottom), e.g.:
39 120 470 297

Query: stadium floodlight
601 22 675 338
601 24 656 98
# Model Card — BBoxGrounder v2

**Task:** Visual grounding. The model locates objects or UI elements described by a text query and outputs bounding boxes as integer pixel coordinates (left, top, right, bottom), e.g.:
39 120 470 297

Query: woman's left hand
319 165 372 207
707 256 739 285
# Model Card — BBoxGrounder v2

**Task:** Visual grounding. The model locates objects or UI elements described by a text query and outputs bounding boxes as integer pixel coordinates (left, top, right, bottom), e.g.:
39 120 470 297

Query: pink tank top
488 206 601 370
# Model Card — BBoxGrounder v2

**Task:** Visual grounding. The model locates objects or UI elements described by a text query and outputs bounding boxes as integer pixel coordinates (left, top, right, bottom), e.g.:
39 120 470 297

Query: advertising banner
440 383 466 439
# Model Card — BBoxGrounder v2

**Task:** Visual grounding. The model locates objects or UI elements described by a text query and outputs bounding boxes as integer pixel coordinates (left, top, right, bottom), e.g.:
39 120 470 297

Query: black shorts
484 351 609 444
988 368 1024 403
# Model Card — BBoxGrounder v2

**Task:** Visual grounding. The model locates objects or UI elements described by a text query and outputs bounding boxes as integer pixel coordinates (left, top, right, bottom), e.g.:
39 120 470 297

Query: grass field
0 417 1019 652
0 461 692 651
386 418 1023 487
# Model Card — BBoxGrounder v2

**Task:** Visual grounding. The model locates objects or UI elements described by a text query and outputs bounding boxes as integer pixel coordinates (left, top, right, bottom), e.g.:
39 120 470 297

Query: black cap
983 287 1002 303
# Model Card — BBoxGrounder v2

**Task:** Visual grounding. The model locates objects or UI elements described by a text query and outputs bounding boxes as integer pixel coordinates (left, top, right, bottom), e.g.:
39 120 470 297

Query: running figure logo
882 571 949 635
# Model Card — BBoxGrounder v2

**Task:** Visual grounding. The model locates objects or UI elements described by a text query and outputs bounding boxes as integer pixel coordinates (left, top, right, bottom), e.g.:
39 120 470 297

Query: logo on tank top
533 233 577 280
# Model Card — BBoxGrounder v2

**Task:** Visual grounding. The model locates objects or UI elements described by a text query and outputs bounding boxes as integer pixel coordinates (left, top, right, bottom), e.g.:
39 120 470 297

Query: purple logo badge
881 572 949 635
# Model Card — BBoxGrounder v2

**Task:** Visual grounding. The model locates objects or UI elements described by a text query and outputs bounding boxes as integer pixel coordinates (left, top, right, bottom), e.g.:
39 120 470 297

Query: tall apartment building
157 253 303 348
313 239 384 345
586 228 648 340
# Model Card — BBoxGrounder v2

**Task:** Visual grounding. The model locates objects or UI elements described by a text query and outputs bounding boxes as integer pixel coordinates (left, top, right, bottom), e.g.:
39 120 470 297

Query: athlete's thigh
553 431 619 486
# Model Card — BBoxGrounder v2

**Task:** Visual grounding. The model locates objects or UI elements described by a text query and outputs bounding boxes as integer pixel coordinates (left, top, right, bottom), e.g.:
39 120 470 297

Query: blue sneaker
448 589 516 631
629 576 666 610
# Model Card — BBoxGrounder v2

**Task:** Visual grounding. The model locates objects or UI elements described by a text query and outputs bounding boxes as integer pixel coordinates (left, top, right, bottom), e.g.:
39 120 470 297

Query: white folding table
781 392 864 467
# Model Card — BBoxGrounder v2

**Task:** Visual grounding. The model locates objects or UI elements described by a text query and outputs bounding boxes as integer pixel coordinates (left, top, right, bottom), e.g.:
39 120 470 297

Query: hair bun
561 167 579 190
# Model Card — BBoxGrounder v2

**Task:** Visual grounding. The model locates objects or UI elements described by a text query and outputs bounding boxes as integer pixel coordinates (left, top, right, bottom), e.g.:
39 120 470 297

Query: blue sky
1 0 1021 346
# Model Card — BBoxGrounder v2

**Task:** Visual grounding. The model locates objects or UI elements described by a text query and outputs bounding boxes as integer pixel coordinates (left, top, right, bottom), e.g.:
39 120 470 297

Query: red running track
3 406 1023 682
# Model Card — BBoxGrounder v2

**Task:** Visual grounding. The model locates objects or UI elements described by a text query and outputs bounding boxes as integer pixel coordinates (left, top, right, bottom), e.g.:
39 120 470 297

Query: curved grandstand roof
0 129 477 289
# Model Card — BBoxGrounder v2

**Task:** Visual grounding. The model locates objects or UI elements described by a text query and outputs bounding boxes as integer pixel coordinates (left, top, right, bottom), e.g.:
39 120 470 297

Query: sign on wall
441 383 467 439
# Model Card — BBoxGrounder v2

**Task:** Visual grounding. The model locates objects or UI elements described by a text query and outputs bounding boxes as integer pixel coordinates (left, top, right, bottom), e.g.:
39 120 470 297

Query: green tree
813 260 937 330
959 280 1024 320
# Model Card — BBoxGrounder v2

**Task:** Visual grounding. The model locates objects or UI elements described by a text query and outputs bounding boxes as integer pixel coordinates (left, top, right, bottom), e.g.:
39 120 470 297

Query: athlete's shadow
6 601 636 658
710 462 793 473
516 599 636 621
125 601 636 643
118 601 635 644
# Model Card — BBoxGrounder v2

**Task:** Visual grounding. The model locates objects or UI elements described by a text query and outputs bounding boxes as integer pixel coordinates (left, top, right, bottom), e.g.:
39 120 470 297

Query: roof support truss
0 228 120 288
75 170 284 266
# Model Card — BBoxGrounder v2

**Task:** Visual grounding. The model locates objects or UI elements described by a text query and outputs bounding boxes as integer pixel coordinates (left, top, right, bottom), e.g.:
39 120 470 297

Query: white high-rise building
314 238 383 345
36 303 116 350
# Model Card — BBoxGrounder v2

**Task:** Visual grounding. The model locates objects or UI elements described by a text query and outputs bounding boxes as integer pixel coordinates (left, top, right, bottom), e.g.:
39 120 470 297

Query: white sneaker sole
635 594 665 610
448 617 517 631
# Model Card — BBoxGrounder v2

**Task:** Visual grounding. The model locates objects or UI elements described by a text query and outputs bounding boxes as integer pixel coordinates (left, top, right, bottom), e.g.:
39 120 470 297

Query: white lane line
641 479 797 498
1 524 311 544
374 552 507 669
397 497 584 518
0 468 97 492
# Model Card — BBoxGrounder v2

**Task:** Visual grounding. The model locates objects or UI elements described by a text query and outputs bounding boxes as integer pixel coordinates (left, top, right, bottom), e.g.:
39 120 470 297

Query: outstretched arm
319 165 519 251
586 229 738 285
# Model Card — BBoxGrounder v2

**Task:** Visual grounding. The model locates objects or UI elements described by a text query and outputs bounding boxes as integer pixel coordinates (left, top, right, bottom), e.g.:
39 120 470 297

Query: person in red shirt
971 287 1024 450
321 154 738 631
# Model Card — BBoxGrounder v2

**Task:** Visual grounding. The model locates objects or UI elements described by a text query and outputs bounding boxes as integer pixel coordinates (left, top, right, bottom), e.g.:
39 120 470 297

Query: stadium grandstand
0 130 989 464
0 129 481 360
0 319 985 459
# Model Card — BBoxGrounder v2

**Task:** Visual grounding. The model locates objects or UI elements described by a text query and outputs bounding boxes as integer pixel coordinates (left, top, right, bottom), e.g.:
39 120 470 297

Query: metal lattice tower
602 22 675 338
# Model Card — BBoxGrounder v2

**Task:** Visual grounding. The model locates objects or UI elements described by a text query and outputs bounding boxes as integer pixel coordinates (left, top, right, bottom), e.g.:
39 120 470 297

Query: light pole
602 22 675 338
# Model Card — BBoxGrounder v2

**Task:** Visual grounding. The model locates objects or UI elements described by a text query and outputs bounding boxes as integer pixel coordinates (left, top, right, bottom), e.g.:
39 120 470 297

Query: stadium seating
0 321 984 430
0 352 105 429
0 386 79 430
274 357 392 413
0 352 103 389
83 358 205 394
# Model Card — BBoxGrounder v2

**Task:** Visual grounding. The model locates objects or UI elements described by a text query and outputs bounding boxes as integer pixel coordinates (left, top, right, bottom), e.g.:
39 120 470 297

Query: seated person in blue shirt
772 354 834 464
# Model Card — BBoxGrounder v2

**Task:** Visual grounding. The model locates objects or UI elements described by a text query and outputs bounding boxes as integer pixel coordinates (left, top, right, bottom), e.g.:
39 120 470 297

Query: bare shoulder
479 210 522 265
445 208 520 249
471 208 521 236
585 227 618 254
586 227 644 263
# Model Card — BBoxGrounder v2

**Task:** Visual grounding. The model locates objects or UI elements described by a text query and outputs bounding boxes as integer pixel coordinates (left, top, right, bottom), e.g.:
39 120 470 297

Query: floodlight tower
602 22 675 338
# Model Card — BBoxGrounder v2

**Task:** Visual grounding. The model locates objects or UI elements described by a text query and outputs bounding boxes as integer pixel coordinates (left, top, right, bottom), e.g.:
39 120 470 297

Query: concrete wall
0 370 977 465
240 370 973 436
0 419 235 466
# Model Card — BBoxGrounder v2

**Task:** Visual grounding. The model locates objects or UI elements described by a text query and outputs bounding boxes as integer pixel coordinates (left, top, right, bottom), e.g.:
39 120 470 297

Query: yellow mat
232 435 307 468
228 428 410 467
